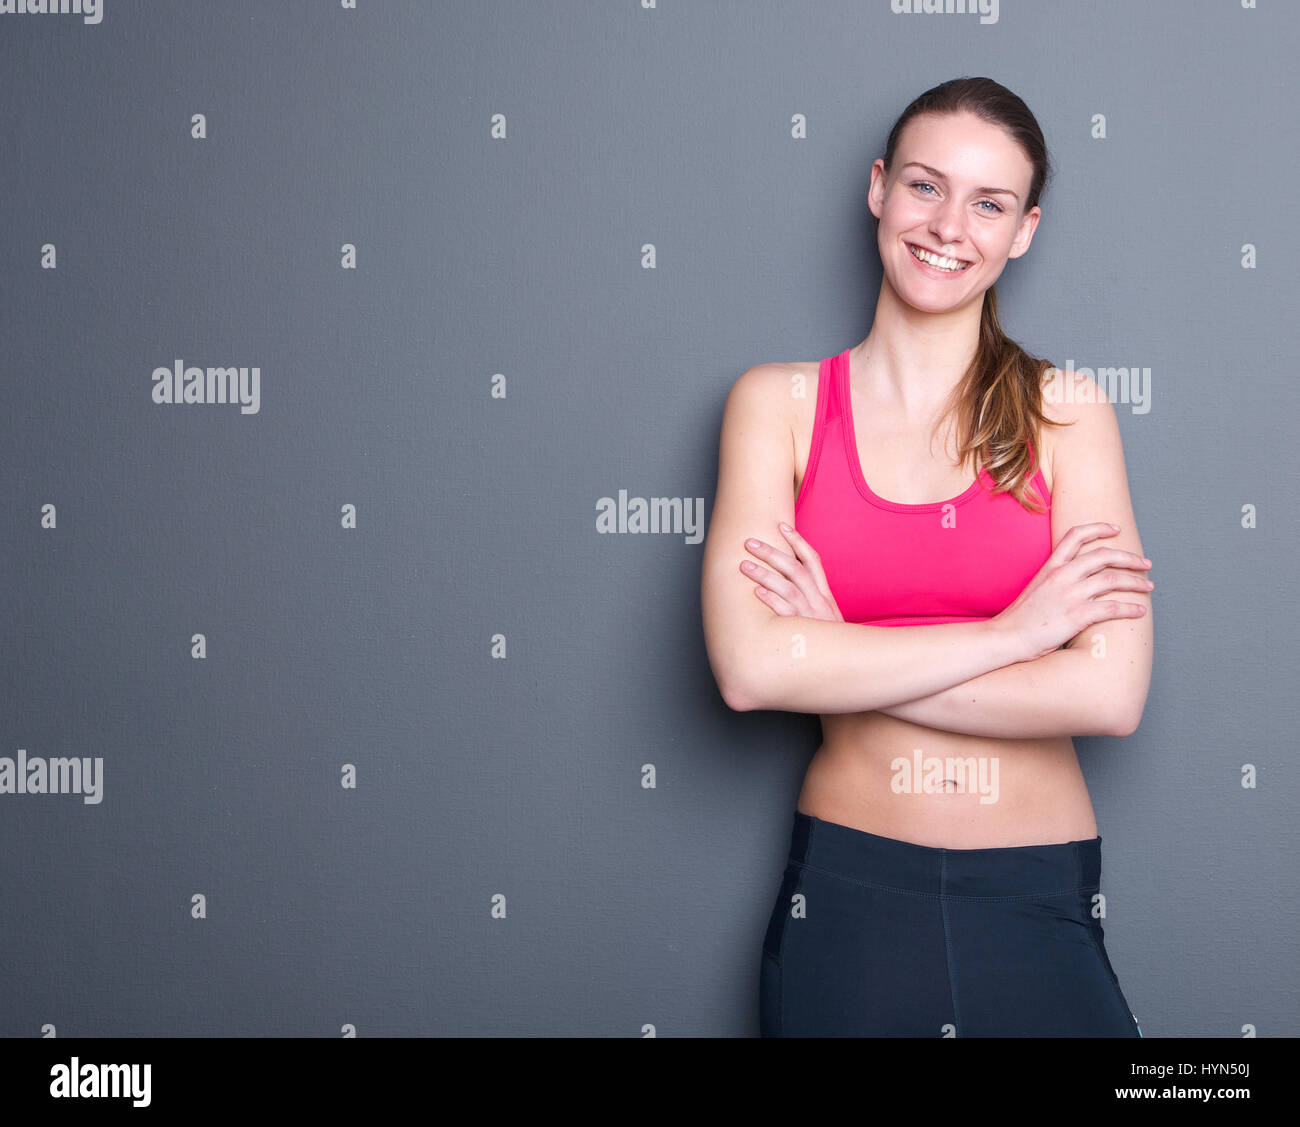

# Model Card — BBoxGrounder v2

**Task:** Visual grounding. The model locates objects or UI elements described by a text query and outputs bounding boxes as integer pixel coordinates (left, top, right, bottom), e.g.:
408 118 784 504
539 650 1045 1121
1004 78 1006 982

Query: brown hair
879 77 1064 512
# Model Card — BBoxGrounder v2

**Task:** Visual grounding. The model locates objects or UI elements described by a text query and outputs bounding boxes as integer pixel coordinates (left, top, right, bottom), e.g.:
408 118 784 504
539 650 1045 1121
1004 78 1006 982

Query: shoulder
1038 367 1124 488
720 360 817 438
724 361 810 410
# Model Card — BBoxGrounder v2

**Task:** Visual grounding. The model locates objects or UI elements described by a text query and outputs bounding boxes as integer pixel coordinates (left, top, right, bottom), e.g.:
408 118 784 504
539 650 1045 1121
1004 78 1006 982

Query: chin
894 280 978 315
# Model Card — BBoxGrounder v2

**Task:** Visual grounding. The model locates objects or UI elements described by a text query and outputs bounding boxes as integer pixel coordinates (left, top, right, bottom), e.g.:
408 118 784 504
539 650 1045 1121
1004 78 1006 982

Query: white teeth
909 244 968 272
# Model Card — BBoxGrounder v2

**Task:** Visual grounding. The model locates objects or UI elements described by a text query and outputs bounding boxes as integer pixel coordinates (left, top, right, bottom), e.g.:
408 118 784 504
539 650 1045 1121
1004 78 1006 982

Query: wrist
982 616 1028 668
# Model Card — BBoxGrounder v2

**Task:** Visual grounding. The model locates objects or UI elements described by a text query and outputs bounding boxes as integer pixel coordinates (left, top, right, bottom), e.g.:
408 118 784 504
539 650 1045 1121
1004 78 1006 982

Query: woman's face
868 110 1041 314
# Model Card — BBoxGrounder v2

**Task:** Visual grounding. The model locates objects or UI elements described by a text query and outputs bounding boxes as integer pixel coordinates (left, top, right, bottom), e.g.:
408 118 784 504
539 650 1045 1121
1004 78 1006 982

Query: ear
866 159 887 222
1007 204 1041 260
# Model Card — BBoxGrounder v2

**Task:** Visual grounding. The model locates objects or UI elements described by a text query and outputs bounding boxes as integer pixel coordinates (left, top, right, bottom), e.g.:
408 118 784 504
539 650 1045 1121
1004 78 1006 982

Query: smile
907 243 971 272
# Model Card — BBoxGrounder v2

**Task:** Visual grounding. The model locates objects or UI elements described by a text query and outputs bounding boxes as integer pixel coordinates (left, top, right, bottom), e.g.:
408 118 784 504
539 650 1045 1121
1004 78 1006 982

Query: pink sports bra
794 348 1053 627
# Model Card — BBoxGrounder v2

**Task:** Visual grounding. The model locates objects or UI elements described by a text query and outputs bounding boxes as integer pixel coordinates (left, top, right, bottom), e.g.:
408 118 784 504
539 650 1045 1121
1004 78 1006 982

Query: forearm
874 646 1123 738
734 615 1024 714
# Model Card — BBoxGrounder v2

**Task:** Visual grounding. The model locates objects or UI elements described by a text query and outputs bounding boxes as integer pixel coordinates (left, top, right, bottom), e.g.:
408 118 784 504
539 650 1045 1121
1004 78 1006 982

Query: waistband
787 812 1101 899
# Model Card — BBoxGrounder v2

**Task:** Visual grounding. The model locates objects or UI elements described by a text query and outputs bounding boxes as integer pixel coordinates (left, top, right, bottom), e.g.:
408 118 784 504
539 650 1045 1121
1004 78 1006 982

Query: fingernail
745 539 759 550
779 522 793 532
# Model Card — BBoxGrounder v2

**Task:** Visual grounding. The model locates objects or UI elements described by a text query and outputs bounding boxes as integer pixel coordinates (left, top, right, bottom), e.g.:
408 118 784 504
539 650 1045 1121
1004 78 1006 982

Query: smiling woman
700 77 1153 1038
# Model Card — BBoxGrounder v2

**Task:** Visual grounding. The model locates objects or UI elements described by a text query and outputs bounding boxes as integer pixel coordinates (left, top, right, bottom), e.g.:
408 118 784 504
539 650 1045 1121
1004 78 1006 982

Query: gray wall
2 0 1296 1037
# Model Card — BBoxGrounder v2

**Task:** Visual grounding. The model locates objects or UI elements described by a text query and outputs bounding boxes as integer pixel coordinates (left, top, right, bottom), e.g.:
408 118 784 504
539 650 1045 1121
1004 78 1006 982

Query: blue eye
910 181 1004 214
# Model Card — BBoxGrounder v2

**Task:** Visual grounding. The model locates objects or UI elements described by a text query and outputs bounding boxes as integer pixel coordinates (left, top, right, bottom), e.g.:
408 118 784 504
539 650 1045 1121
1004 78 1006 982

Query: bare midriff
796 715 1097 849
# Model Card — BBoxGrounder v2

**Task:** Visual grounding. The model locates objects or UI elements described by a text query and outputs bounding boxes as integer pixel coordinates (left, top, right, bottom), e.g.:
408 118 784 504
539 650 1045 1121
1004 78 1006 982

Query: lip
905 241 973 276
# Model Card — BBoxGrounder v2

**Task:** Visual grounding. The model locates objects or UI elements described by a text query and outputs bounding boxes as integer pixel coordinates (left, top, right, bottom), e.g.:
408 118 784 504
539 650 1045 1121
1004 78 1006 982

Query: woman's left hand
740 522 844 622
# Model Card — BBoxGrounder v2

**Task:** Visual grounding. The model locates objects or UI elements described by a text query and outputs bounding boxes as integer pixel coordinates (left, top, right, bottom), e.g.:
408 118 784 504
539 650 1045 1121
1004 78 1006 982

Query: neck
851 275 985 422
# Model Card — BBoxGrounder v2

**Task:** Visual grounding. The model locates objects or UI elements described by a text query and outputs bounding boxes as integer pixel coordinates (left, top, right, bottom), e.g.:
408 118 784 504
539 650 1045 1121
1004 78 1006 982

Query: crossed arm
733 374 1153 740
872 637 1148 739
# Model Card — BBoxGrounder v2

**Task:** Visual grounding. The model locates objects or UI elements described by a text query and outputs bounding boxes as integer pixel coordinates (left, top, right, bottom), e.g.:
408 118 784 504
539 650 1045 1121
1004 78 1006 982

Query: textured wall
1 0 1296 1037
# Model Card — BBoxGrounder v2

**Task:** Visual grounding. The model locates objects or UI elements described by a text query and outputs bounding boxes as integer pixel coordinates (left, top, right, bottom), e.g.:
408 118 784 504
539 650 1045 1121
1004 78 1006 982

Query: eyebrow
901 161 1020 202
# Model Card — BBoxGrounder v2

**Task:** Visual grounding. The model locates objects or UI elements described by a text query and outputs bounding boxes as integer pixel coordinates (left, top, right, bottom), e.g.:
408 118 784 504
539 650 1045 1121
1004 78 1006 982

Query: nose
929 200 968 254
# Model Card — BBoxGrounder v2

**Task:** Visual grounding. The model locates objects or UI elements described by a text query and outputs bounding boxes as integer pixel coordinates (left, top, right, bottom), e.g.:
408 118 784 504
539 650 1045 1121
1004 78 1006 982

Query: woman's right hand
992 523 1153 663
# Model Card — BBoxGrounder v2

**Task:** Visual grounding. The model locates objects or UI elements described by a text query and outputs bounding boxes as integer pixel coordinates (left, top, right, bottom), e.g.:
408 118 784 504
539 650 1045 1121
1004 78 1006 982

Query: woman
700 78 1154 1037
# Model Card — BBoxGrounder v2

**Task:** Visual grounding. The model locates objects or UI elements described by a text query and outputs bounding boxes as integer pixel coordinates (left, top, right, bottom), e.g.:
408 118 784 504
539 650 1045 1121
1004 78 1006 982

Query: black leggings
760 812 1143 1037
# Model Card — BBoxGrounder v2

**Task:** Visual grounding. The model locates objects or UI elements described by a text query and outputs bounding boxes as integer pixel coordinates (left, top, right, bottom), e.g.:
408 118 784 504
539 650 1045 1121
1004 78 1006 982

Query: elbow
712 646 771 713
704 618 774 712
1107 714 1137 739
1107 697 1147 739
718 668 763 713
720 682 753 713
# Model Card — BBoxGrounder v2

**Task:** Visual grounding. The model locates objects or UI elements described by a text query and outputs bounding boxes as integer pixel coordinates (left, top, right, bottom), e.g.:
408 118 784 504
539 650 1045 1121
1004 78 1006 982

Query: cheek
975 235 1015 265
880 206 936 249
877 207 912 244
880 194 922 226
